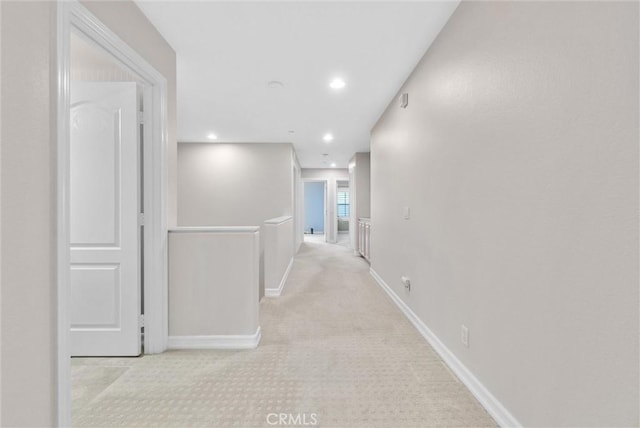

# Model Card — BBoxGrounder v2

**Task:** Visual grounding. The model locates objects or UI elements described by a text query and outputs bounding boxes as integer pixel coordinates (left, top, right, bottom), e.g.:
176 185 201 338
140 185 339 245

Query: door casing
55 2 169 425
302 178 328 242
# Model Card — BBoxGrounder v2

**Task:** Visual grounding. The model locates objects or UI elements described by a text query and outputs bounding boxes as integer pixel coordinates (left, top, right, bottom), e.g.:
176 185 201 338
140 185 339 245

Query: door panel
70 82 141 357
70 103 119 246
70 264 120 328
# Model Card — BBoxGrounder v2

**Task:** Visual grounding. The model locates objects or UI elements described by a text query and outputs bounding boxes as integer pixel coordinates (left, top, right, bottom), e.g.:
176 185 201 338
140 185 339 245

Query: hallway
72 240 495 427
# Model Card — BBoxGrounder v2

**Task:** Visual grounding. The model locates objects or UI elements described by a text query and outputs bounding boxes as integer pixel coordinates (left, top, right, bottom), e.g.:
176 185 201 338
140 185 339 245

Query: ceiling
135 1 459 168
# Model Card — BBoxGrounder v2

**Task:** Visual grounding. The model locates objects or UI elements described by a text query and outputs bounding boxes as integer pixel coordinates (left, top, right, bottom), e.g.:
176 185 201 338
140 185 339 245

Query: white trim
369 268 521 428
302 178 330 243
265 258 294 297
168 327 262 350
71 1 169 353
169 226 260 234
264 215 293 225
56 2 169 425
54 4 72 426
292 159 303 253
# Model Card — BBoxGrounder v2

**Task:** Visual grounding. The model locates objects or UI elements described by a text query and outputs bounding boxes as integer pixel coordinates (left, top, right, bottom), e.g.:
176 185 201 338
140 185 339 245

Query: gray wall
178 143 294 227
370 2 638 426
1 3 55 425
177 143 295 296
0 1 176 425
169 229 259 337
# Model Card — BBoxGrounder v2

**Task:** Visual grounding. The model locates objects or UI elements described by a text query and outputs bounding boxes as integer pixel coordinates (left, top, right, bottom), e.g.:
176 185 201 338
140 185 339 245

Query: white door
69 82 141 356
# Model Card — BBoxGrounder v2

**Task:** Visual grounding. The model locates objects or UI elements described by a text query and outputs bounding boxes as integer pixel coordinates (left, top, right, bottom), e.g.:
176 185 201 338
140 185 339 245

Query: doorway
69 32 143 357
304 181 326 242
56 2 169 425
336 180 350 246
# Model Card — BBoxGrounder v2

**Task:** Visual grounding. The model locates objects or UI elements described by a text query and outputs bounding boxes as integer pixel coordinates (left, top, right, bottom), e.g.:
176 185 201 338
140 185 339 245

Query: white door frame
302 179 328 242
336 181 349 240
292 161 303 252
55 2 169 425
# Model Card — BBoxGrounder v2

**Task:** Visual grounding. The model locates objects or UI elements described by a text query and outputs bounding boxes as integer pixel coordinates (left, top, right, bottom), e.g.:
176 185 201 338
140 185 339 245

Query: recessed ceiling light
329 78 346 89
267 80 284 89
330 162 337 168
207 133 217 140
323 133 334 142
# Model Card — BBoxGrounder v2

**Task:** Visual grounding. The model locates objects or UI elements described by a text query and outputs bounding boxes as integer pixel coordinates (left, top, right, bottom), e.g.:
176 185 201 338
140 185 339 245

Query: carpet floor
72 241 496 427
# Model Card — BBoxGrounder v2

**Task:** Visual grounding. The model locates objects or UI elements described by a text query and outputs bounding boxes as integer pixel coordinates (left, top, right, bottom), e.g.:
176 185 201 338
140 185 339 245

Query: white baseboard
265 258 293 297
168 326 262 350
369 268 521 428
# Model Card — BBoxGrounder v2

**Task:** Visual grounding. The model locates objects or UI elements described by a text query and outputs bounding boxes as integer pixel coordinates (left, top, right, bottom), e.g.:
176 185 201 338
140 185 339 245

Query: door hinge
138 111 144 124
139 314 145 327
138 213 145 226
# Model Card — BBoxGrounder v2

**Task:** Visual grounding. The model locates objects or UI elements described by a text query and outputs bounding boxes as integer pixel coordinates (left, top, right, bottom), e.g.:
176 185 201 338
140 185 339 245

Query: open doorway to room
336 181 350 247
56 3 169 425
68 28 146 423
304 181 326 243
69 31 145 358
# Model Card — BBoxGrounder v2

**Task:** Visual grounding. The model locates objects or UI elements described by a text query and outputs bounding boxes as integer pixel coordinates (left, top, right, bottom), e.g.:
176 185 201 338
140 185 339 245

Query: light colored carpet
304 233 325 243
72 241 496 427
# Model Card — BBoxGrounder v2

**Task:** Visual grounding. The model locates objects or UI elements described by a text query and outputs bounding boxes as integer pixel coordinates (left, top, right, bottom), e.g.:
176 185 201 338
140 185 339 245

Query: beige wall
370 1 638 426
178 143 294 227
0 5 2 420
0 4 2 423
178 142 296 295
264 217 294 295
0 5 2 423
169 229 259 337
1 3 56 425
0 1 176 425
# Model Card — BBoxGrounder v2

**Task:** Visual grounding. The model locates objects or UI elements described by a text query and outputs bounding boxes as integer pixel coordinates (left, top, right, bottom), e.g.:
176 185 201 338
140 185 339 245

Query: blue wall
304 181 324 233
